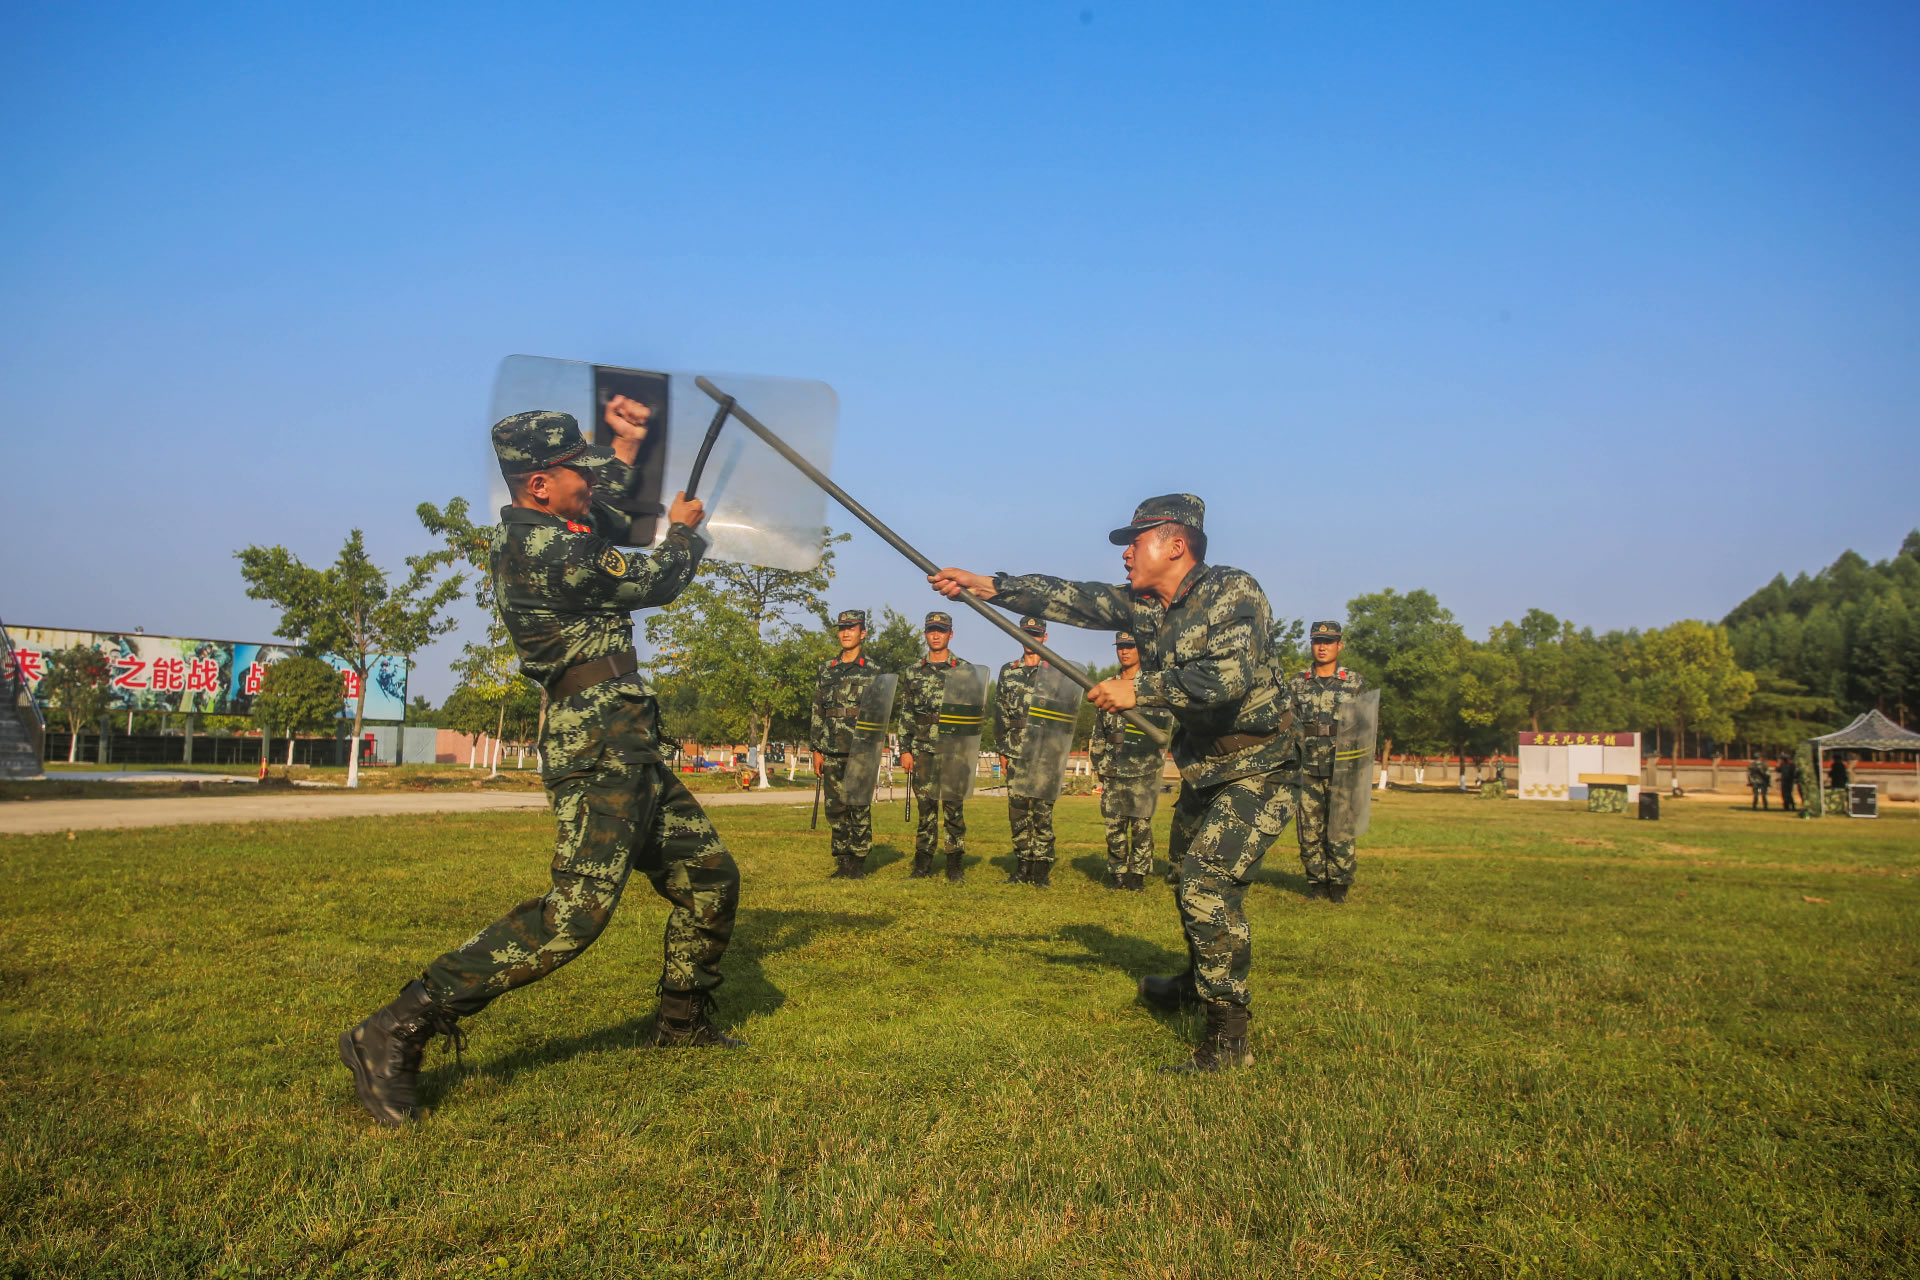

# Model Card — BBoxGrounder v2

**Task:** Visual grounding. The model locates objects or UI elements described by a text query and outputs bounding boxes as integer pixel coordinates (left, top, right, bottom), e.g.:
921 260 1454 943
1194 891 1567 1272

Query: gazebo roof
1808 709 1920 753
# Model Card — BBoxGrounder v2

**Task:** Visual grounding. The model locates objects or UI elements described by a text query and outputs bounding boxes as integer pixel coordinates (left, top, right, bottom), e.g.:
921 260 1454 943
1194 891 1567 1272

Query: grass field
2 791 1915 1278
8 763 818 802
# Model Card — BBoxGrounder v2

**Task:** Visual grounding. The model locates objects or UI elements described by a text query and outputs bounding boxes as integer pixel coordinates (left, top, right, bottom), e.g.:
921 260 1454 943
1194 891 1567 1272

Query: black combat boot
945 850 965 883
1122 872 1145 892
847 854 869 880
909 851 934 879
1304 881 1327 901
1002 858 1029 884
1137 969 1201 1011
338 979 466 1127
828 855 852 879
645 988 747 1049
1028 861 1052 888
1328 883 1349 904
1105 869 1126 891
1163 1000 1254 1074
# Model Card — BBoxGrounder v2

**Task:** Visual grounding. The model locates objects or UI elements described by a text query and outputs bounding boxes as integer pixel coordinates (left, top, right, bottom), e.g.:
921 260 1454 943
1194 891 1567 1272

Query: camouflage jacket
1090 704 1171 781
994 661 1042 759
899 653 971 758
1287 667 1368 779
993 564 1293 787
490 474 705 777
1746 759 1770 788
810 655 878 756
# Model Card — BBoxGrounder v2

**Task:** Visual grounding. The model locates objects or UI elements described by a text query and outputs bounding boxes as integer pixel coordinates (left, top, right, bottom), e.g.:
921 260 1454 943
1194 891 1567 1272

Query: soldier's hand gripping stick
693 377 1171 749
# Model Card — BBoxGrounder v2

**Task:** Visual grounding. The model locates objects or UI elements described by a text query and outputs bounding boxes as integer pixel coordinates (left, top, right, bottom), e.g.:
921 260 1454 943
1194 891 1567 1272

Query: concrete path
0 786 814 836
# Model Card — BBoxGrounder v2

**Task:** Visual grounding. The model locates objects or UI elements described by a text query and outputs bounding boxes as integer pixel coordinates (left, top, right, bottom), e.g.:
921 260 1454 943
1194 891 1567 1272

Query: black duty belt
1303 723 1337 737
820 707 860 719
549 649 638 700
1208 710 1294 758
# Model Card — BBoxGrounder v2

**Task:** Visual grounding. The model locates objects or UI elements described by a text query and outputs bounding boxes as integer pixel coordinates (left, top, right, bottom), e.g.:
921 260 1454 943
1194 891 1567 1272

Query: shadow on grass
425 907 894 1099
1047 923 1198 1037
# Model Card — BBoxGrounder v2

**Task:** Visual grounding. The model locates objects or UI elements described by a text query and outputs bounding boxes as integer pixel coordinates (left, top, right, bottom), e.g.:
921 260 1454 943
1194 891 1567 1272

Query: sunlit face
1312 638 1343 666
925 627 951 655
837 624 866 653
524 465 594 521
1122 524 1183 593
1115 642 1139 671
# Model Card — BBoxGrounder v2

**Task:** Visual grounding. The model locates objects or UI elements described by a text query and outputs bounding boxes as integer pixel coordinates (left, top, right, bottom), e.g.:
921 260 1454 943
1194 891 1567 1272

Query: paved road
0 786 814 836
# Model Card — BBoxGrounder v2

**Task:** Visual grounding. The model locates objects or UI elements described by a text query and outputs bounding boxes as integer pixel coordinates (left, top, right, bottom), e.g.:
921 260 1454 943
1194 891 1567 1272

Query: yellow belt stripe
1333 748 1370 761
1028 707 1076 722
938 715 984 725
855 721 886 732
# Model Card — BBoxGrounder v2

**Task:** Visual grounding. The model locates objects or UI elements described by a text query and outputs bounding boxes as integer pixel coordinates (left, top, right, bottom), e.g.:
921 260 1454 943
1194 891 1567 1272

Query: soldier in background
1289 620 1369 903
339 401 741 1129
1747 754 1771 810
994 617 1056 887
898 610 970 882
1777 750 1799 813
1091 632 1164 891
812 609 880 879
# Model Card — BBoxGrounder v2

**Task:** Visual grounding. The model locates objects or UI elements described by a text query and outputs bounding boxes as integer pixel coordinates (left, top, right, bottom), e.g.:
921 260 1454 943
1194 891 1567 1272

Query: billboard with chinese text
3 627 408 721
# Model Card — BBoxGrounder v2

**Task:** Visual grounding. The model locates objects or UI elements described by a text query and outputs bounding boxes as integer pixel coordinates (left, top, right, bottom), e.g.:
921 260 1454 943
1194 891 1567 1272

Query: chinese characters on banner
6 627 408 719
1516 731 1638 748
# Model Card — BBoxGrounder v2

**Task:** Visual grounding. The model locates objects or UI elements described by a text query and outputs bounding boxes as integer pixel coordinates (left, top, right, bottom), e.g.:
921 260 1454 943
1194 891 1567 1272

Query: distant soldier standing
898 610 970 882
934 495 1297 1073
1777 751 1799 813
1091 632 1166 891
1289 621 1369 903
995 617 1057 887
812 609 880 879
1747 754 1771 810
339 400 742 1128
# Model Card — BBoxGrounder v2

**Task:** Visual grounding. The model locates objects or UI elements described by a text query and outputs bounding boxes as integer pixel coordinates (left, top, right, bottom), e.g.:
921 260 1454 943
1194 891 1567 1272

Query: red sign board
1518 732 1638 748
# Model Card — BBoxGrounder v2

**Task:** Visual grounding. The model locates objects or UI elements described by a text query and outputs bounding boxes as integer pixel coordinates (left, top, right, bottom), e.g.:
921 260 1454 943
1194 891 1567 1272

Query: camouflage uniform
900 645 970 863
811 630 879 870
993 497 1295 1009
1090 640 1168 881
420 414 740 1017
1288 663 1368 891
1747 758 1770 810
995 653 1056 867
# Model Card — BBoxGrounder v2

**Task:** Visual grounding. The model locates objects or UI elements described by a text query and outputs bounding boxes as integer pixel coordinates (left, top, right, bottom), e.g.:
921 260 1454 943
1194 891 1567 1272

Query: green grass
1 792 1915 1278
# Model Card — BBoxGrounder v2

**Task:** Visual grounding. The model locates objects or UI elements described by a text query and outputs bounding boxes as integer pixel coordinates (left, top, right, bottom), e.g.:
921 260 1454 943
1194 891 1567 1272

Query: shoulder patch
598 546 628 576
565 520 590 533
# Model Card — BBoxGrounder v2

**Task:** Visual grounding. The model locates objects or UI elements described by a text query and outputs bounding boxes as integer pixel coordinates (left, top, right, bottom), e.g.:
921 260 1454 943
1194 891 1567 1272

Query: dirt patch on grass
1657 842 1713 855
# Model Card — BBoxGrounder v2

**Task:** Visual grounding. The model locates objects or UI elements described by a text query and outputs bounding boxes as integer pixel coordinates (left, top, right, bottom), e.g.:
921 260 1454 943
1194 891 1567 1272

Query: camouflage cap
1019 616 1047 637
834 609 868 629
1107 493 1206 545
1310 620 1344 641
1113 631 1139 648
924 611 953 631
492 410 617 478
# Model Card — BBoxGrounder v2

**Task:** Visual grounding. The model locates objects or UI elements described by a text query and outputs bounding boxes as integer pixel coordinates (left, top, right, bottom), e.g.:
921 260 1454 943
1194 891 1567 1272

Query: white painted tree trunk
287 738 296 767
345 682 368 789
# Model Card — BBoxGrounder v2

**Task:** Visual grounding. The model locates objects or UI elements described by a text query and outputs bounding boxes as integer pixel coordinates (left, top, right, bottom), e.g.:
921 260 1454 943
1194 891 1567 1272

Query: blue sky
5 2 1916 699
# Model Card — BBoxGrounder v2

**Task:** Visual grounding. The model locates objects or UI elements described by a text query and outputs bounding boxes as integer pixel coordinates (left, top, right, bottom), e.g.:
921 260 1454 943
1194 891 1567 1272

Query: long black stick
810 770 822 830
693 376 1170 749
684 395 734 500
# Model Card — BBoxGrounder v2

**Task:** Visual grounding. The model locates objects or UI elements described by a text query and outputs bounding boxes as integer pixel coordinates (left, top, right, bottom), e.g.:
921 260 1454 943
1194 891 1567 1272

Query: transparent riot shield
1106 709 1173 818
840 674 899 806
1011 665 1081 802
489 355 837 571
1329 689 1380 842
930 662 989 803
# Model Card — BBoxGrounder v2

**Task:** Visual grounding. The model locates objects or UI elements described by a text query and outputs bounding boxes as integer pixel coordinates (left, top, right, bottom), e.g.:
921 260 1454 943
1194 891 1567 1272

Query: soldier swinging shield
1328 688 1379 842
840 673 900 805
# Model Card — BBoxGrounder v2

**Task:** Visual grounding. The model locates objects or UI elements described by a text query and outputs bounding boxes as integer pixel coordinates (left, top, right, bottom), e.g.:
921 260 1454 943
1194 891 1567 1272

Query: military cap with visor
834 609 869 628
1310 620 1344 641
493 410 618 479
1113 631 1139 648
923 611 953 631
1019 616 1048 636
1108 493 1207 545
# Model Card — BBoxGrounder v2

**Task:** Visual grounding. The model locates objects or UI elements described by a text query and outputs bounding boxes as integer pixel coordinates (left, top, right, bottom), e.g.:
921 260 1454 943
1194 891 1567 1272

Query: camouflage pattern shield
839 674 899 805
1010 665 1081 802
489 355 837 570
931 662 989 803
1329 688 1380 842
1105 710 1173 818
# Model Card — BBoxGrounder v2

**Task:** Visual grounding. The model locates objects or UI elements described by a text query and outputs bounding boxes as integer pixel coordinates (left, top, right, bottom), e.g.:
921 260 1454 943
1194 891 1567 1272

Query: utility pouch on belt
549 650 639 700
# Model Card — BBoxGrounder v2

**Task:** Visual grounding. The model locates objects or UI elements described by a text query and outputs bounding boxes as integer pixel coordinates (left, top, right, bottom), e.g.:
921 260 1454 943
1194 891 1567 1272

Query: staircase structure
0 616 46 779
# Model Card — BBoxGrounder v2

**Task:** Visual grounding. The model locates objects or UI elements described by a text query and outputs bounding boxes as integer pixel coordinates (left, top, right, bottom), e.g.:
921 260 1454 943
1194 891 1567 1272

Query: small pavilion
1806 710 1920 816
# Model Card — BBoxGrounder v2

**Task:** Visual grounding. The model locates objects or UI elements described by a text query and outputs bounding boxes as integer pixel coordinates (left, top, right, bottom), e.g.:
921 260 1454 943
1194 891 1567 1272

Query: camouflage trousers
819 752 873 863
421 753 740 1017
1293 774 1355 887
1007 764 1056 864
1169 771 1291 1007
910 769 966 855
1098 781 1154 875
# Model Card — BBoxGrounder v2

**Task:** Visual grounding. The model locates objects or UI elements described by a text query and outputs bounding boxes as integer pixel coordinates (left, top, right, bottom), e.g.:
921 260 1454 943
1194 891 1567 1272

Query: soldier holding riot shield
1288 621 1375 903
1091 632 1170 891
995 618 1076 887
898 611 983 882
812 609 893 879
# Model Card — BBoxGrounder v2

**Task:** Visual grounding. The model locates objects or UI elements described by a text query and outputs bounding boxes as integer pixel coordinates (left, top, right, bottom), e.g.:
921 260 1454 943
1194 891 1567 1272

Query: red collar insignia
564 520 590 533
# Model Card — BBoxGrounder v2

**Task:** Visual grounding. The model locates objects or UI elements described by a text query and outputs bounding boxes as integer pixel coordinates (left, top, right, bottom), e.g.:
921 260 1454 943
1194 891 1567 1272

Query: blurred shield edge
488 355 838 571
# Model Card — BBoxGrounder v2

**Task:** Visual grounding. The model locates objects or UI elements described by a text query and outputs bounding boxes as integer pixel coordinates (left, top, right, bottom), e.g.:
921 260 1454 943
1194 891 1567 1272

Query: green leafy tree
644 531 848 787
863 607 925 678
1634 620 1756 790
1489 609 1580 731
1449 643 1524 769
1342 588 1465 764
1731 671 1837 753
42 645 112 763
253 656 344 769
236 530 464 788
405 694 444 727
